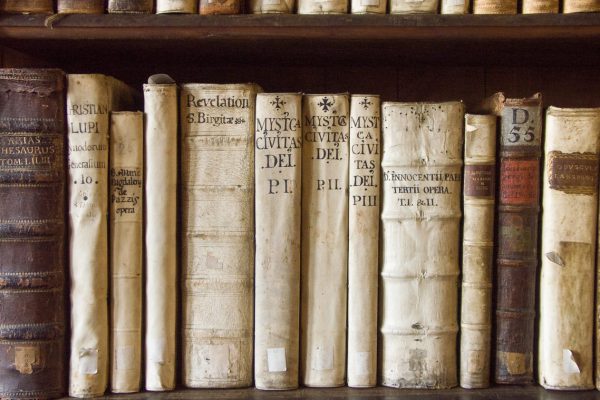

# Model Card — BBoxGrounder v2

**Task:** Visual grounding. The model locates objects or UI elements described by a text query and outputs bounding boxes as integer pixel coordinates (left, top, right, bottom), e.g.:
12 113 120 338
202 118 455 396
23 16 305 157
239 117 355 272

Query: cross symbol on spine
318 97 334 112
270 96 286 110
360 97 372 110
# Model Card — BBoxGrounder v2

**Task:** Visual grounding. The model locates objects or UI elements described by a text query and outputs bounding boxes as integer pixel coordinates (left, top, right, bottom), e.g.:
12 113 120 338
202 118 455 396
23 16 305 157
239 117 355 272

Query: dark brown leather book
199 0 242 14
0 69 66 400
108 0 153 12
57 0 105 13
492 93 543 385
0 0 53 13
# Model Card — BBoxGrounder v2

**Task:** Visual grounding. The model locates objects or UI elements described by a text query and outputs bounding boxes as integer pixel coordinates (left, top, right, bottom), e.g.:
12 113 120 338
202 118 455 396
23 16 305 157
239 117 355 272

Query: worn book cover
472 0 516 13
0 0 53 13
58 0 105 13
108 0 153 12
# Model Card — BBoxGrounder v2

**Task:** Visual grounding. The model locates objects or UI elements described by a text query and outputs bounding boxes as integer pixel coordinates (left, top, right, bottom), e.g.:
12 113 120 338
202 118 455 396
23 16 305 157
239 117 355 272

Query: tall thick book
347 94 380 388
564 0 600 12
181 83 261 388
380 101 464 389
0 0 52 13
491 93 542 385
108 0 153 12
472 0 516 13
157 0 197 12
249 0 294 13
109 112 143 394
0 69 65 400
538 107 600 390
460 114 496 389
351 0 386 14
390 0 438 13
200 0 241 14
143 75 177 392
522 0 558 13
67 74 136 398
441 0 468 13
297 0 348 13
254 93 302 391
301 94 349 388
58 0 105 13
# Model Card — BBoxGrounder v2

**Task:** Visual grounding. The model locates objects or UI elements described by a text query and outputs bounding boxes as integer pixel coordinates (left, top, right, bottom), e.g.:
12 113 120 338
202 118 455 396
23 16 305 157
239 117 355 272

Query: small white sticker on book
116 346 135 371
312 344 334 371
267 348 287 372
147 338 166 364
353 352 370 376
78 348 98 375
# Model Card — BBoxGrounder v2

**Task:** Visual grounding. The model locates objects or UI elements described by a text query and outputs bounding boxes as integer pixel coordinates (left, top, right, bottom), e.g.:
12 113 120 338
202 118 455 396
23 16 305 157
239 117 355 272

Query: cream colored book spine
254 93 302 390
156 0 197 12
538 107 600 390
441 0 468 13
380 101 464 389
68 74 135 398
564 0 600 12
109 112 143 394
351 0 386 14
301 94 349 388
297 0 347 13
390 0 439 13
143 75 178 392
181 83 261 388
522 0 558 13
347 95 380 388
248 0 295 13
459 114 496 389
472 0 516 13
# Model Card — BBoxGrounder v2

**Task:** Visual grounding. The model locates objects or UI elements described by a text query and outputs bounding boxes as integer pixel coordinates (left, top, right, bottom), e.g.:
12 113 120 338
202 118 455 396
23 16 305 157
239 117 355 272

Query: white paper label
148 338 166 364
562 349 581 374
116 346 135 371
267 348 287 372
354 352 370 376
78 348 98 375
312 345 334 371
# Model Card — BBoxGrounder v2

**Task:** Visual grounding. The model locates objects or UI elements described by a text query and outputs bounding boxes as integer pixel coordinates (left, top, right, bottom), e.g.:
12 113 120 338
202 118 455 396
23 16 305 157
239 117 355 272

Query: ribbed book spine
109 112 143 394
538 107 600 390
347 94 380 388
57 0 105 13
254 93 302 390
108 0 153 12
157 0 197 12
0 68 65 400
301 94 349 388
460 114 496 389
380 101 464 389
472 0 516 13
0 0 53 13
494 93 542 385
181 83 260 388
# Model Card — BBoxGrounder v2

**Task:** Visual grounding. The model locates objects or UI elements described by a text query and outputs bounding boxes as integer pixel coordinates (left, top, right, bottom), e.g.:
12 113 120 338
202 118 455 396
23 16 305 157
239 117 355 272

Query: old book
390 0 438 13
58 0 105 13
301 94 349 388
143 75 177 392
563 0 600 12
67 74 135 398
472 0 516 13
108 0 153 12
441 0 468 13
351 0 385 13
490 93 542 385
0 0 52 13
254 93 302 391
380 101 464 389
460 114 496 389
297 0 348 13
249 0 294 13
0 69 65 400
181 83 261 388
157 0 197 12
109 112 143 394
347 95 380 388
538 107 600 390
522 0 558 13
200 0 241 13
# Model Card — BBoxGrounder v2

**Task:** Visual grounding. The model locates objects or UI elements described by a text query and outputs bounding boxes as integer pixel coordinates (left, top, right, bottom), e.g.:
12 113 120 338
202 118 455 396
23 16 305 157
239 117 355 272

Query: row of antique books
0 0 598 15
1 68 600 399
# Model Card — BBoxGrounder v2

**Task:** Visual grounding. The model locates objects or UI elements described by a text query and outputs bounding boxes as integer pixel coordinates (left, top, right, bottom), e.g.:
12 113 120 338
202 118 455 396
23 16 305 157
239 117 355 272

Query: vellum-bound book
0 0 52 13
460 114 496 389
249 0 294 13
157 0 197 12
380 101 464 389
472 0 516 13
297 0 348 13
109 112 143 394
351 0 386 14
441 0 468 13
301 94 349 388
143 75 178 392
108 0 153 12
564 0 600 12
181 83 261 388
347 95 380 388
67 74 136 398
538 107 600 391
522 0 558 13
390 0 438 13
254 93 302 390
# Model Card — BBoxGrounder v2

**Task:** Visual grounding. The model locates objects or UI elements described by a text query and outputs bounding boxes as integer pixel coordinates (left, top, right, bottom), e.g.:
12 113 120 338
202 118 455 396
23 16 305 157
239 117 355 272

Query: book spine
143 82 177 391
351 0 385 14
0 68 65 400
0 0 53 13
297 0 348 14
58 0 105 13
156 0 197 12
460 114 496 389
181 83 259 389
108 0 153 12
494 94 542 385
67 74 110 398
389 0 439 13
472 0 516 13
563 0 600 12
380 101 463 389
347 95 380 388
254 93 302 390
538 107 600 390
109 112 143 394
301 94 349 388
248 0 294 14
199 0 242 13
441 0 469 13
522 0 558 12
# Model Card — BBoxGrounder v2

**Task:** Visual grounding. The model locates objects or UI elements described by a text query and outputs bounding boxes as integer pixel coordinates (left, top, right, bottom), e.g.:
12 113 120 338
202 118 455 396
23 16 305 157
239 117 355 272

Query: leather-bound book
199 0 241 14
563 0 600 12
0 0 53 13
58 0 105 13
108 0 153 12
0 68 66 400
472 0 516 13
522 0 558 13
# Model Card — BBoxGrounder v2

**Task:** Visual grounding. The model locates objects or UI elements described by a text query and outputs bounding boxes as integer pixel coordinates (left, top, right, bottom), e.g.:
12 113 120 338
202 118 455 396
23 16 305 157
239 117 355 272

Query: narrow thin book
108 0 154 12
0 0 53 13
58 0 105 13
